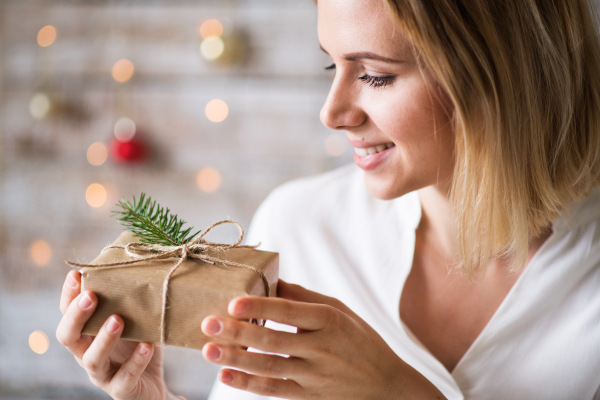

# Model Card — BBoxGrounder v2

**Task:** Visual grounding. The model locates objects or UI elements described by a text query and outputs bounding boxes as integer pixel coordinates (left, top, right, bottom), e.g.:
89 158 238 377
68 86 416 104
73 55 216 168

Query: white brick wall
0 1 351 398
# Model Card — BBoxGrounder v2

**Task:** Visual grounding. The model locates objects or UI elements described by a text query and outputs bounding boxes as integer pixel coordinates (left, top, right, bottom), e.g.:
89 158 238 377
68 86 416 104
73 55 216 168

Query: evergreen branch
112 193 201 246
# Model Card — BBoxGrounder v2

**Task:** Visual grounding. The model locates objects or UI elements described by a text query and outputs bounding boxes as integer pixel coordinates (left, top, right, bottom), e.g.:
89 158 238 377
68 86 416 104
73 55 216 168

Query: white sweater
209 164 600 400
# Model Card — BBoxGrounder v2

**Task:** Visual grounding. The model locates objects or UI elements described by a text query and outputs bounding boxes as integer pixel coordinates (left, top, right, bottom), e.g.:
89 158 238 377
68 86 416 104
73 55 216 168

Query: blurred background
0 0 351 398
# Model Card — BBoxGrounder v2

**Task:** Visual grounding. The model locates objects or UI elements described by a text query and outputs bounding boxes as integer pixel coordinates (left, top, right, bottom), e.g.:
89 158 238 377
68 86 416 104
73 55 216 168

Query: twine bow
66 220 269 345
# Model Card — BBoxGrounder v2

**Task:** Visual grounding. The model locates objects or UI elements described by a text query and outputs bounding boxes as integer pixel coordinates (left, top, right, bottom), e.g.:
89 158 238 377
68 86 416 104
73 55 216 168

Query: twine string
66 220 269 345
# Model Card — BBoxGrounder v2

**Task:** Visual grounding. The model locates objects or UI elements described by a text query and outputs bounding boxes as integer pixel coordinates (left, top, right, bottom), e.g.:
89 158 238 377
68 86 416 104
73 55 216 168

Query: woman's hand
56 270 171 400
201 280 446 399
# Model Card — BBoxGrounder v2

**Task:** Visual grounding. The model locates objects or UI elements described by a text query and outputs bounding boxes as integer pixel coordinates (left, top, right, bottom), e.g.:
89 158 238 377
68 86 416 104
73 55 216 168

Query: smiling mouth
353 142 395 157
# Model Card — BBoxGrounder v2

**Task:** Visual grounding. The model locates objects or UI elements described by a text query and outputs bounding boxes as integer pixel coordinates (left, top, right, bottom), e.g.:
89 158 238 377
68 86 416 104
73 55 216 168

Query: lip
352 144 395 171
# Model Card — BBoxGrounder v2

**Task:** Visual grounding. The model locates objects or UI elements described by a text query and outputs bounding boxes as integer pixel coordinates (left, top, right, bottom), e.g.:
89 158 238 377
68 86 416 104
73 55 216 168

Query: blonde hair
383 0 600 277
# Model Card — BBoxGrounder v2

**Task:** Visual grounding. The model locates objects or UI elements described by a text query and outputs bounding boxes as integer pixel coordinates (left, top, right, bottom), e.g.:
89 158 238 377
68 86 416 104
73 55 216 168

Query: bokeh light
200 19 223 39
178 397 187 400
200 37 225 60
114 117 136 142
112 59 135 83
86 183 107 208
29 331 49 355
87 142 108 166
205 99 228 122
29 93 51 120
197 168 221 193
37 25 57 47
324 133 348 156
30 240 52 267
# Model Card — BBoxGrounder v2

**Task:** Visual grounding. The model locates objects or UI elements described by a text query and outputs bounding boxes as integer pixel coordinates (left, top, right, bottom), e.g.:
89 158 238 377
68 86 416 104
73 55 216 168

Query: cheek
370 81 444 156
363 80 455 198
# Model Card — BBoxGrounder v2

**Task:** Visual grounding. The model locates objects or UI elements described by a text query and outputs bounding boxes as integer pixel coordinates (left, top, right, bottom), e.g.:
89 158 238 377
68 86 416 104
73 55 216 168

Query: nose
320 74 366 130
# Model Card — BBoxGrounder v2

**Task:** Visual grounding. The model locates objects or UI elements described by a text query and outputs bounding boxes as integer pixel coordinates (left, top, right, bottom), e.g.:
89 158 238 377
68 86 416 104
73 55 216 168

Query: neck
417 184 457 262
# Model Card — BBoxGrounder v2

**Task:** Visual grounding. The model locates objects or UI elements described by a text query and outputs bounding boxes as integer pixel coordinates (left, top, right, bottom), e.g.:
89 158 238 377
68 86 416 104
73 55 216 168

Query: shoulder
245 164 364 246
551 188 600 268
248 164 364 230
555 188 600 233
532 189 600 311
257 163 363 215
489 189 600 397
245 163 421 253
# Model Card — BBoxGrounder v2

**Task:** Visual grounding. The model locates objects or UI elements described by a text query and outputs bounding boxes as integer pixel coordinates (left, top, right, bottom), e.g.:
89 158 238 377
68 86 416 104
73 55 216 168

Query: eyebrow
320 44 404 64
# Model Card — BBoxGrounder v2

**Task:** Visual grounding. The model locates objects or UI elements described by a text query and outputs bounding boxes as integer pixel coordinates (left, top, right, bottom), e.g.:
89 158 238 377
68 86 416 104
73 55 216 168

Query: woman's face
318 0 455 200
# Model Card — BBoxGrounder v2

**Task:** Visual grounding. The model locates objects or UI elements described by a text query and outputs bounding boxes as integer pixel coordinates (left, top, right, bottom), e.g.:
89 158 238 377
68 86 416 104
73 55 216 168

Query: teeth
354 142 394 157
354 147 368 157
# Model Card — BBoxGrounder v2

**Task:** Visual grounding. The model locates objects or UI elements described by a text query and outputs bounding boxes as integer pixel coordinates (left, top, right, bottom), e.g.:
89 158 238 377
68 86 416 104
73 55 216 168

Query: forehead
317 0 410 57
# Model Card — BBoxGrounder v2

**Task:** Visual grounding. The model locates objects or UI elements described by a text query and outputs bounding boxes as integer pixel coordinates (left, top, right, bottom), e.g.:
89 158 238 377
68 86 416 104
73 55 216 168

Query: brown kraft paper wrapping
78 231 279 350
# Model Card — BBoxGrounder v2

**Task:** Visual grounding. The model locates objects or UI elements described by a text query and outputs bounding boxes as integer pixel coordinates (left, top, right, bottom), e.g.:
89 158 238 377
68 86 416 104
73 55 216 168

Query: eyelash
324 63 395 88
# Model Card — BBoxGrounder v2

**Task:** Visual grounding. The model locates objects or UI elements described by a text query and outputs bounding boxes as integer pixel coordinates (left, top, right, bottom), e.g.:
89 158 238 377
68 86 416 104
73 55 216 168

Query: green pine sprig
112 193 201 246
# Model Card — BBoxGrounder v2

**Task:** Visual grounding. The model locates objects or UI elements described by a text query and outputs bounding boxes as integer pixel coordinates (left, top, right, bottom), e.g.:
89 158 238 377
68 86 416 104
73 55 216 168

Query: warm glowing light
178 397 187 400
86 183 107 208
324 133 348 156
87 142 108 166
29 93 51 120
200 37 225 60
29 331 49 354
200 19 223 39
112 59 135 83
30 240 52 267
37 25 57 47
114 117 136 142
196 168 222 193
205 99 228 122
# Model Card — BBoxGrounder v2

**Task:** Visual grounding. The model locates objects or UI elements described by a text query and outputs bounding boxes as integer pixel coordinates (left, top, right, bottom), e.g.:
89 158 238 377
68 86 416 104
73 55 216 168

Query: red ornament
109 135 147 163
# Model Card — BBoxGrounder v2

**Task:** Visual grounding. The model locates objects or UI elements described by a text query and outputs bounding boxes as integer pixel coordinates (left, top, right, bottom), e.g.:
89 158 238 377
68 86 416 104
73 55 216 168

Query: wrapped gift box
77 231 279 350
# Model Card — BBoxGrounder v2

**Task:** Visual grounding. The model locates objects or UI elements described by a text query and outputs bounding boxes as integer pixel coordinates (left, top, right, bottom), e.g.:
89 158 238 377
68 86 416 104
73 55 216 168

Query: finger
227 295 338 331
60 270 82 315
81 315 124 384
56 291 97 358
217 368 303 399
202 316 306 355
109 343 154 396
277 280 354 315
202 342 305 378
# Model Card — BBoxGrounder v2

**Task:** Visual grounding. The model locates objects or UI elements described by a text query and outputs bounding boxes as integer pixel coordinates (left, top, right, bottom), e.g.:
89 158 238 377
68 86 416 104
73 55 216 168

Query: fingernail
138 344 149 355
220 370 233 382
232 300 248 316
106 317 120 334
206 344 222 361
66 273 77 289
205 318 223 335
78 293 93 310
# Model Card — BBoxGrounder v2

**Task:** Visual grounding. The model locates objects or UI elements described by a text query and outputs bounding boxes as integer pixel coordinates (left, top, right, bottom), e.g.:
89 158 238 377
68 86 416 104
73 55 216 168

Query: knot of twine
66 220 268 345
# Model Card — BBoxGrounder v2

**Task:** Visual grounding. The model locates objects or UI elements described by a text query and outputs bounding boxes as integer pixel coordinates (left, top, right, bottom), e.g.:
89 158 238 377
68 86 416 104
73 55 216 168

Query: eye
359 74 395 88
324 63 336 70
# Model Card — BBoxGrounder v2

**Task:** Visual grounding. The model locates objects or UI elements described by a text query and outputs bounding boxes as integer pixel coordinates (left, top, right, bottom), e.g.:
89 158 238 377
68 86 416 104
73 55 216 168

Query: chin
363 174 410 201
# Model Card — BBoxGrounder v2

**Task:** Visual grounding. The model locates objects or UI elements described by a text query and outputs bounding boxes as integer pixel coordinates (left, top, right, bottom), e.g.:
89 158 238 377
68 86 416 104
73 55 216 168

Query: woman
56 0 600 398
